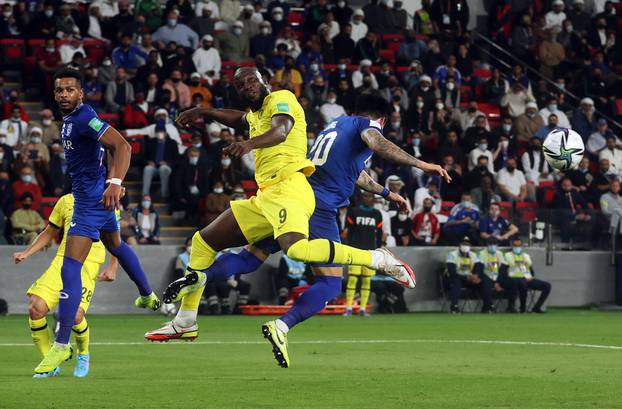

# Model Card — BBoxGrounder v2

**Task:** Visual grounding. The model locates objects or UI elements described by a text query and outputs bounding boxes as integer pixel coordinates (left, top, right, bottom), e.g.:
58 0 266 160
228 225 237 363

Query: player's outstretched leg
263 274 342 368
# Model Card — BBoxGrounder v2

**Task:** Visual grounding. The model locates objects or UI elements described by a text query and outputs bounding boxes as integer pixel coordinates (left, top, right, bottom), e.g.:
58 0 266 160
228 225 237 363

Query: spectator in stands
445 236 481 313
468 136 495 173
188 73 212 108
113 34 149 74
98 57 116 84
436 75 460 110
522 136 552 186
460 102 490 134
434 55 462 90
251 21 276 59
275 255 308 305
216 21 249 63
108 0 135 37
335 79 355 114
299 95 322 134
319 89 346 124
125 108 183 152
534 113 560 141
600 179 622 234
332 0 353 27
122 91 150 128
511 14 536 66
484 68 509 105
132 195 160 245
501 82 533 118
391 209 413 247
570 98 596 142
496 157 528 202
169 149 207 224
142 122 179 198
269 43 289 70
501 237 551 313
152 11 199 49
267 6 287 35
545 0 567 31
59 34 86 65
440 154 463 203
566 156 593 197
538 29 566 79
162 69 191 110
272 56 304 97
471 175 501 213
34 39 62 103
47 142 67 197
303 59 328 85
81 68 104 112
412 198 440 246
514 102 543 144
87 4 105 41
55 4 78 37
29 2 56 38
318 11 339 39
240 4 260 38
587 119 616 157
135 0 163 32
593 158 619 199
463 114 492 152
275 25 302 59
0 143 13 174
333 23 356 62
140 73 163 106
203 180 231 225
0 107 28 148
2 90 29 122
443 193 480 245
355 31 380 63
350 8 367 44
190 5 216 38
10 192 44 245
465 155 494 190
351 59 378 89
539 95 570 128
599 135 622 173
437 129 463 163
479 202 518 246
552 177 592 243
567 0 591 33
210 153 244 192
105 67 135 113
27 128 49 164
135 50 161 88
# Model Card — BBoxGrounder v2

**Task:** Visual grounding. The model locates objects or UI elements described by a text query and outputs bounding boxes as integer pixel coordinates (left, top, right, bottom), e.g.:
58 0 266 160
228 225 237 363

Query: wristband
108 178 122 186
380 187 390 198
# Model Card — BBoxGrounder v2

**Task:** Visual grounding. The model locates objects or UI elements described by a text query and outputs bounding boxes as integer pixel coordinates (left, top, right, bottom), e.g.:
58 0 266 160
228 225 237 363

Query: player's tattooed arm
224 114 293 157
355 170 408 211
360 128 452 183
176 107 248 130
13 224 60 264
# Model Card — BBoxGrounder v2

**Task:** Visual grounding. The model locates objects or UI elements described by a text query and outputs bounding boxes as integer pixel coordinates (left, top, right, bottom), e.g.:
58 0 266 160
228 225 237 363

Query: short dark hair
355 93 391 119
53 68 83 87
20 192 34 201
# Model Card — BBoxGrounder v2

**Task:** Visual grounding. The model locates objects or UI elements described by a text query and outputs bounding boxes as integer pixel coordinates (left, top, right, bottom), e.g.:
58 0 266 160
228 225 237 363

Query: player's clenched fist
176 108 206 128
223 141 252 157
102 184 123 210
387 192 408 212
13 251 28 264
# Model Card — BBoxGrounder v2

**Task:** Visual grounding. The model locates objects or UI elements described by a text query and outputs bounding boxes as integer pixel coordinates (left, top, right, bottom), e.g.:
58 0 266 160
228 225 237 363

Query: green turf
1 310 622 409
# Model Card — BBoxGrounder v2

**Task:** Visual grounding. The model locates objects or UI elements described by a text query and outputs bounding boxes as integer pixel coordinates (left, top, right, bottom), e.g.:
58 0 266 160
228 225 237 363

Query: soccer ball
542 128 585 171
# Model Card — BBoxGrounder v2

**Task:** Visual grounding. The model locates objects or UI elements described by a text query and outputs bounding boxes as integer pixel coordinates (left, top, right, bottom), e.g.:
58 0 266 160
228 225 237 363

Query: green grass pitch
1 310 622 409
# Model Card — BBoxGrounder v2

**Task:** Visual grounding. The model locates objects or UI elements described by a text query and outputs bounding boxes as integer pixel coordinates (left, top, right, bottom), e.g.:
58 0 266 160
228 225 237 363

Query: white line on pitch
0 339 621 350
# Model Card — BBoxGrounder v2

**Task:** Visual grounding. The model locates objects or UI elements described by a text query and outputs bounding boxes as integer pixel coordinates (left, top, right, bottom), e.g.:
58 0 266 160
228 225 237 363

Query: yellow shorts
231 171 315 243
27 256 100 313
348 265 376 277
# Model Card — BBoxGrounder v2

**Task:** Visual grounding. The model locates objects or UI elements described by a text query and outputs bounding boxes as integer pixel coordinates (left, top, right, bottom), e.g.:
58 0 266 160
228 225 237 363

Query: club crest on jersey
61 123 74 149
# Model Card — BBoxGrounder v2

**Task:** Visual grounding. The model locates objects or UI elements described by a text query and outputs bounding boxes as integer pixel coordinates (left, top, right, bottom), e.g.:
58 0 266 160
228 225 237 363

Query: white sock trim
53 341 69 349
174 309 198 327
275 319 289 334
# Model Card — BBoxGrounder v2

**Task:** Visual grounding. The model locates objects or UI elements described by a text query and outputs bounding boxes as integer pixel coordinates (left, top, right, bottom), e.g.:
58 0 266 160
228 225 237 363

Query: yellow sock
72 318 90 355
287 239 373 267
29 317 51 358
345 275 358 308
180 232 216 312
359 276 372 310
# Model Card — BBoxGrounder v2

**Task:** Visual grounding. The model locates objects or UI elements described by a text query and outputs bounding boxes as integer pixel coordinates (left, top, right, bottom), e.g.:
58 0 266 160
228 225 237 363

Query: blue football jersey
61 104 109 198
308 115 382 210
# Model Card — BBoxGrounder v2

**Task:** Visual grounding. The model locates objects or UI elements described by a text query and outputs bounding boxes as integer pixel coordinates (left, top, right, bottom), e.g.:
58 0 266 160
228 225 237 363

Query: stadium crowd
0 0 621 247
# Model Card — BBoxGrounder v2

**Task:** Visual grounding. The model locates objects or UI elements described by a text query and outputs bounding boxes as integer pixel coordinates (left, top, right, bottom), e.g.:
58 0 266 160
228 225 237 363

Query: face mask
488 245 497 254
353 19 361 25
189 156 199 165
502 124 512 132
327 97 336 104
548 104 557 112
512 247 522 255
213 187 224 194
167 19 177 27
21 175 33 183
192 142 202 148
423 206 432 213
398 214 407 221
172 77 181 83
527 111 536 119
413 138 420 146
31 137 42 144
310 63 319 72
58 152 66 160
142 200 151 208
23 203 32 209
0 137 6 144
308 139 315 148
273 13 283 21
233 27 243 35
338 0 346 7
391 121 400 129
260 27 270 35
435 103 444 110
459 245 470 254
221 158 232 167
46 47 56 53
3 11 12 18
203 43 212 49
463 201 472 209
479 143 488 151
446 82 455 91
416 101 424 109
186 246 192 254
506 165 515 172
363 80 372 87
42 119 52 126
102 59 112 66
44 9 53 17
338 63 347 71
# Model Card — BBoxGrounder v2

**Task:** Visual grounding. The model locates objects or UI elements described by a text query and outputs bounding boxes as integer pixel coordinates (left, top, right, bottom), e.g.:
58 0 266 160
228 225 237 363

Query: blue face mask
512 247 522 255
412 139 420 146
142 200 151 209
488 245 497 254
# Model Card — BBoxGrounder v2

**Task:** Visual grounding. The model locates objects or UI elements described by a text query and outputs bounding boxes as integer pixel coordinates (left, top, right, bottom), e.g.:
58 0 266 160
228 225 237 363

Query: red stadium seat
27 39 45 55
387 41 401 52
323 63 337 71
1 39 25 64
396 66 409 74
239 60 256 67
440 201 455 216
288 11 304 26
40 197 59 221
497 201 512 219
221 60 237 69
515 201 538 222
99 113 120 128
473 68 492 79
379 49 395 63
83 39 108 65
382 33 404 44
616 99 622 115
241 179 258 198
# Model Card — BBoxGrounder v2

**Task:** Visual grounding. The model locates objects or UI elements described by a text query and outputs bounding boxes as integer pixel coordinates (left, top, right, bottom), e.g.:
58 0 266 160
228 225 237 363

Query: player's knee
74 308 85 325
28 297 48 320
285 239 310 263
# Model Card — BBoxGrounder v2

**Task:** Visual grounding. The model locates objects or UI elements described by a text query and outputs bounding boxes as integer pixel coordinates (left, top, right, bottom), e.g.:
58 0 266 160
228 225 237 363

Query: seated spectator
152 11 199 49
188 73 213 107
433 54 462 90
412 198 440 246
271 56 304 97
203 180 231 225
29 109 58 147
413 177 442 214
370 274 407 313
3 90 30 122
193 35 221 81
82 68 104 112
105 67 135 114
397 31 426 65
303 74 328 109
203 271 251 315
269 43 290 71
474 237 505 313
275 25 302 59
538 29 566 79
468 136 495 173
500 82 533 118
351 59 378 89
162 69 191 110
436 75 460 110
445 236 484 313
514 102 543 144
552 177 592 244
463 114 492 152
479 202 519 246
333 23 356 62
465 155 493 191
500 237 551 313
319 89 346 124
251 21 276 59
119 206 138 246
390 209 413 246
142 123 179 199
12 166 42 211
570 98 596 142
601 179 622 234
132 195 160 245
355 31 380 63
0 107 29 148
125 108 183 153
496 157 528 202
587 119 616 158
440 154 463 204
484 68 509 105
210 154 244 193
215 21 249 63
593 158 619 198
471 175 501 214
539 95 570 129
534 113 560 141
0 142 13 174
113 34 149 74
350 9 367 43
275 255 309 305
336 79 356 114
443 193 480 245
10 192 45 245
521 136 552 187
599 135 622 173
27 128 50 165
171 147 209 223
59 34 86 65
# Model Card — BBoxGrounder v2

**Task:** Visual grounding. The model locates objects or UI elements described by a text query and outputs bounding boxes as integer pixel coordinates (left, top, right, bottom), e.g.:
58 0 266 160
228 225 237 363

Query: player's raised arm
99 127 131 210
13 223 60 264
224 114 293 157
355 170 408 211
176 107 247 130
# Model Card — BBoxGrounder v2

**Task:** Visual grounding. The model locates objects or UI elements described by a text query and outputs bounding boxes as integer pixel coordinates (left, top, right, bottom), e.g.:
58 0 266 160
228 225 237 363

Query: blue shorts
68 197 120 241
254 206 341 267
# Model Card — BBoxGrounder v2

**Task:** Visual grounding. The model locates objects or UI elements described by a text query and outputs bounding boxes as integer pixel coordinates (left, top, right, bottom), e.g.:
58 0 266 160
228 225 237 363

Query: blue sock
204 249 264 282
109 242 152 296
57 256 83 344
280 276 342 330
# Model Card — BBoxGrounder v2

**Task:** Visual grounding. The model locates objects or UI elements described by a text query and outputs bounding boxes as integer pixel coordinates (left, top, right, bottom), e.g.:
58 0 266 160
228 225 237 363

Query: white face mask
221 158 232 167
338 63 346 70
459 245 470 253
463 201 472 209
31 137 42 144
42 118 52 126
273 13 283 21
416 101 424 108
435 103 444 110
398 214 407 221
446 82 455 90
502 123 512 132
0 137 6 144
142 200 151 208
260 27 269 35
327 97 336 104
338 1 346 7
548 104 557 112
213 187 224 194
391 121 400 129
168 19 177 27
233 27 243 35
479 143 488 151
46 47 56 53
353 19 361 25
421 85 430 92
21 174 33 183
189 156 199 165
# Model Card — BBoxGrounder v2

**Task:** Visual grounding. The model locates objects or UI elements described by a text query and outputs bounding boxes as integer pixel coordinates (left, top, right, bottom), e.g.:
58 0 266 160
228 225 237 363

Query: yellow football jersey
245 89 315 188
48 194 116 265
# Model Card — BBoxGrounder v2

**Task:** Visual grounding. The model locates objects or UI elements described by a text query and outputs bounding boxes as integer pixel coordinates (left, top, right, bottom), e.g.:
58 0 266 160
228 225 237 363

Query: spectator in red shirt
35 38 62 103
2 90 29 121
412 198 440 246
11 166 42 211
